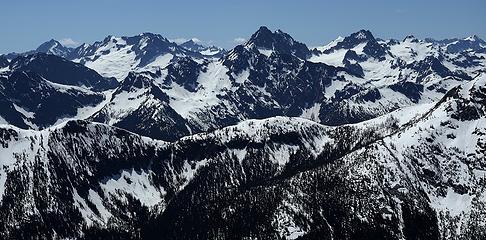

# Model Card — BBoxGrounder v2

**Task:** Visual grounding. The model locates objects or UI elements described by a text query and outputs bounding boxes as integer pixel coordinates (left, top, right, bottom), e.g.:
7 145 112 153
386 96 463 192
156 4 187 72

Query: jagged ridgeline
0 26 485 239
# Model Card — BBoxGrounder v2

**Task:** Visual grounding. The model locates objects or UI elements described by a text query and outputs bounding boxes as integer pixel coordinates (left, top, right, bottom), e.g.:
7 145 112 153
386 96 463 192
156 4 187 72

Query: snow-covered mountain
89 70 192 141
426 35 486 53
1 27 484 140
90 39 351 139
35 39 74 58
69 33 204 81
0 74 485 239
3 39 75 61
2 33 214 81
0 53 115 129
0 26 485 239
9 53 118 91
84 27 485 140
179 39 226 58
307 29 485 123
245 26 312 59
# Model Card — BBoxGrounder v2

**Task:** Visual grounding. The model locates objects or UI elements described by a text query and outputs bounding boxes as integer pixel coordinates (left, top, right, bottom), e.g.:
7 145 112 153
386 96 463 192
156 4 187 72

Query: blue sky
1 0 485 53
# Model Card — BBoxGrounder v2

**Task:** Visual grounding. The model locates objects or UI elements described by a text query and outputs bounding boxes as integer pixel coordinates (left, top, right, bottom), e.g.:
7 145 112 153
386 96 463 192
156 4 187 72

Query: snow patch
100 169 165 207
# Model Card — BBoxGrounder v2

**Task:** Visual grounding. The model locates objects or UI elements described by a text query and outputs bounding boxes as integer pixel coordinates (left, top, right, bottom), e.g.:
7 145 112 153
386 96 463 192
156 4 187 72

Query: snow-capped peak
464 34 482 42
355 30 369 39
315 36 344 52
245 26 310 59
403 35 419 43
35 39 73 58
351 29 375 41
67 32 200 81
179 39 226 57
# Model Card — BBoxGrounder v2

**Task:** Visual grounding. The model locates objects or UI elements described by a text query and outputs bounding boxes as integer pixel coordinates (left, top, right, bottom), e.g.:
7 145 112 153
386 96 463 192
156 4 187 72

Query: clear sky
1 0 485 54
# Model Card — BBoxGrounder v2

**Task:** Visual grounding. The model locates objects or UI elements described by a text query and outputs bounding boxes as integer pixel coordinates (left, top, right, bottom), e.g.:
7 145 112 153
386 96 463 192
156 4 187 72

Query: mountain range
0 26 485 239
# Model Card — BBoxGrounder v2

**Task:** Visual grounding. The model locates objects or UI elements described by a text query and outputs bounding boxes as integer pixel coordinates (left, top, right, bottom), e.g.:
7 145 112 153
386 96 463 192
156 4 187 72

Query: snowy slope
0 53 116 130
0 70 106 129
346 74 486 239
1 27 484 142
0 27 485 239
71 33 202 81
90 71 192 140
1 74 484 238
83 27 485 141
0 114 392 239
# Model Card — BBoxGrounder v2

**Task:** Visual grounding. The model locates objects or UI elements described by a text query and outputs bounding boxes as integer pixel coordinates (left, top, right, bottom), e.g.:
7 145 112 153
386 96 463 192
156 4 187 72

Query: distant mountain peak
324 29 377 51
137 32 169 42
246 26 310 59
254 26 273 35
247 26 298 49
183 39 199 44
465 34 483 42
139 32 158 37
180 39 204 49
446 34 486 53
322 29 386 59
102 35 115 42
247 26 278 47
249 26 299 45
353 29 374 40
38 39 60 47
35 39 72 57
180 39 226 58
403 35 419 43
